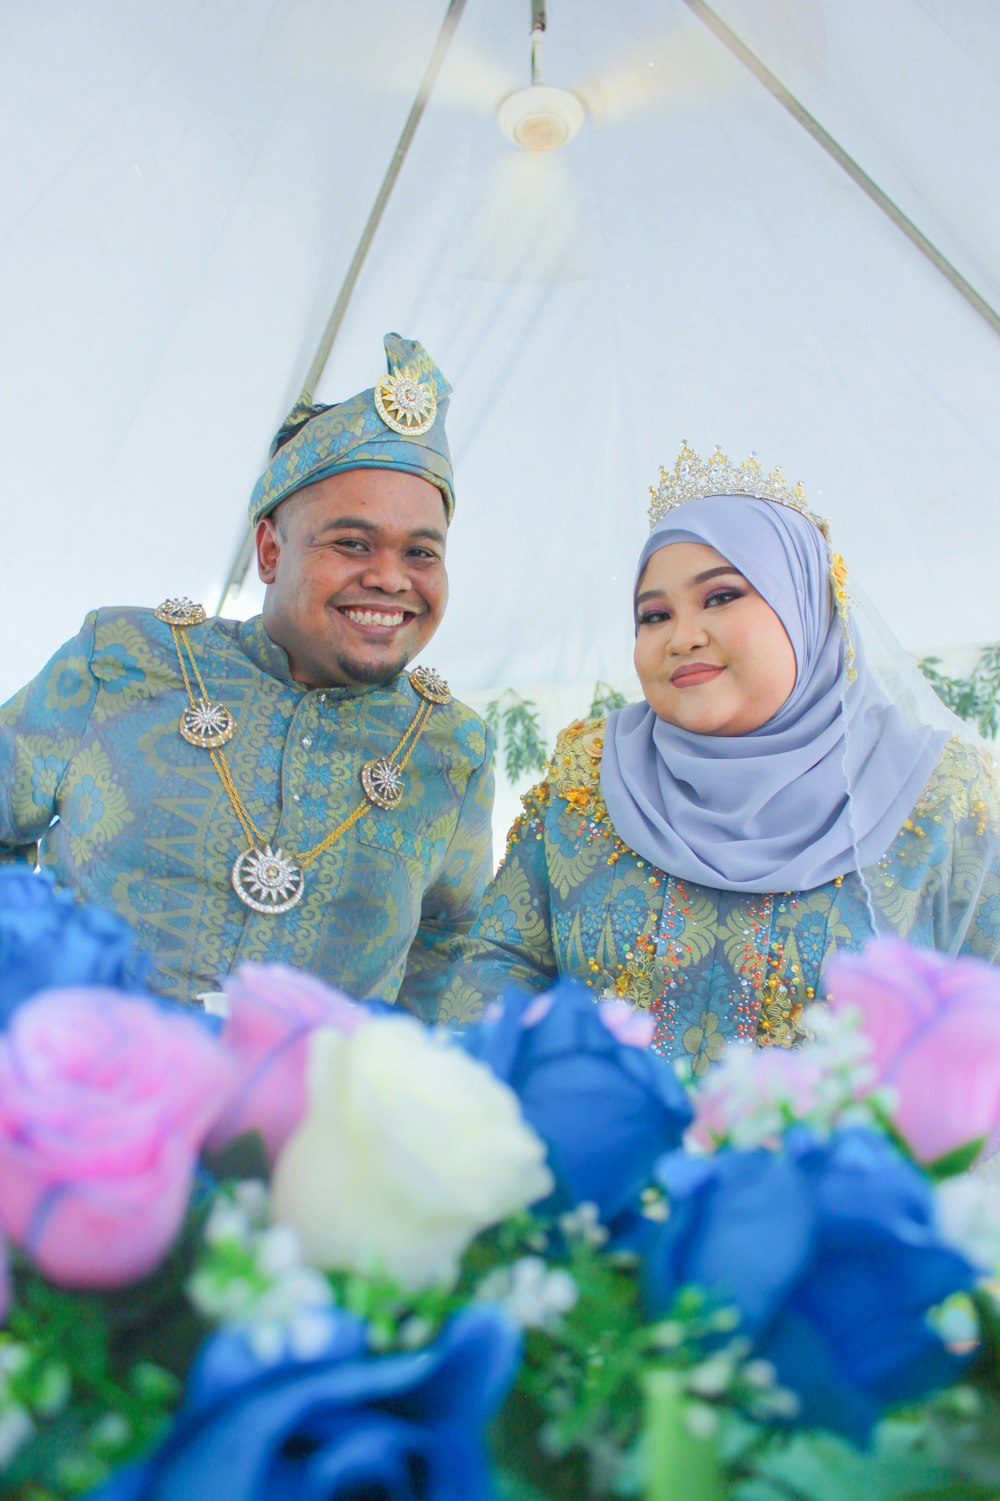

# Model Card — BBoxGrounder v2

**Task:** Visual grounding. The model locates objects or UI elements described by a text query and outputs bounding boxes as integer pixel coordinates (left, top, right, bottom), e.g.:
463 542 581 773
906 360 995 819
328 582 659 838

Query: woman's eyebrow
691 565 744 585
636 565 743 606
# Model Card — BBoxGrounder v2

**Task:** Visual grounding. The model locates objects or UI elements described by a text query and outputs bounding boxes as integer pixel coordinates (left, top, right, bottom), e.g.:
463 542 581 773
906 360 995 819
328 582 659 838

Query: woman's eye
638 609 670 626
705 588 742 608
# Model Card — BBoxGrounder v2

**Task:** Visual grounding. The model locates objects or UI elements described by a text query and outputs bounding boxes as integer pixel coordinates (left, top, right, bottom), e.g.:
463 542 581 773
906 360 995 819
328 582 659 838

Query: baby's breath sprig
187 1181 334 1363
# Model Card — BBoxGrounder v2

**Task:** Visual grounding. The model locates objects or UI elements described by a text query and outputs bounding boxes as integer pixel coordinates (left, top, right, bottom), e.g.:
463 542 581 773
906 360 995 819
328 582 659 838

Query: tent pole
682 0 1000 341
217 0 469 614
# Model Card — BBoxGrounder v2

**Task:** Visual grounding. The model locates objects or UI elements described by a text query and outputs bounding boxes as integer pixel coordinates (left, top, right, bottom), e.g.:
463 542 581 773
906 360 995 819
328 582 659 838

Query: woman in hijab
439 447 1000 1071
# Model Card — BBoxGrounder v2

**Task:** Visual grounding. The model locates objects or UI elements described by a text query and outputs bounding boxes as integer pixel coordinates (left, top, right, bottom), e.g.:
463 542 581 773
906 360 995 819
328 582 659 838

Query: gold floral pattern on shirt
62 744 134 865
0 608 494 1009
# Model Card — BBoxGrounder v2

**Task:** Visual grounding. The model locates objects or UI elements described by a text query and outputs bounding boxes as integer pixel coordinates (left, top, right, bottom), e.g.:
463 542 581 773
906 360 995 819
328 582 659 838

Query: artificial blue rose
87 1305 519 1501
460 980 692 1226
643 1126 975 1442
0 868 148 1024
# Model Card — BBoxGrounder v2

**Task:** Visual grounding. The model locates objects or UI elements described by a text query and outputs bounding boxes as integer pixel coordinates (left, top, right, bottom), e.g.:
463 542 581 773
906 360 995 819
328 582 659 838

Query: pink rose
0 988 235 1288
208 964 365 1161
687 1045 829 1153
827 940 1000 1166
596 998 656 1049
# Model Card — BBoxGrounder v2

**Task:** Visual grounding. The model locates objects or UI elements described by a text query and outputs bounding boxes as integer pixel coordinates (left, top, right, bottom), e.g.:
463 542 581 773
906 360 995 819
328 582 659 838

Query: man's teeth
343 607 406 627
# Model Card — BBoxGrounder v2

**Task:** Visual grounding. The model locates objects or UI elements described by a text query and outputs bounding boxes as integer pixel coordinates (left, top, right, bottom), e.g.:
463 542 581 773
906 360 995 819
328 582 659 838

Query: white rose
271 1017 553 1290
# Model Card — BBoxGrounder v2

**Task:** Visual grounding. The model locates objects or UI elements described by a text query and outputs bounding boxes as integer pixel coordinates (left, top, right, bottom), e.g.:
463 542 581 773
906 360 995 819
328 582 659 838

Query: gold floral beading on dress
561 785 592 812
439 721 1000 1061
755 972 809 1049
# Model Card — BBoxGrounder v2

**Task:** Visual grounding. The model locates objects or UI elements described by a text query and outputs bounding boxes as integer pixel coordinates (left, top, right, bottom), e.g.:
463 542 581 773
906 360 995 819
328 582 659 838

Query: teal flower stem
643 1370 727 1501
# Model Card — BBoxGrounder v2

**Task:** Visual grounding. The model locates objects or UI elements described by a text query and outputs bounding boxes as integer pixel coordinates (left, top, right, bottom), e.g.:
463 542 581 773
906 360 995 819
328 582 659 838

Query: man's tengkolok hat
248 333 454 525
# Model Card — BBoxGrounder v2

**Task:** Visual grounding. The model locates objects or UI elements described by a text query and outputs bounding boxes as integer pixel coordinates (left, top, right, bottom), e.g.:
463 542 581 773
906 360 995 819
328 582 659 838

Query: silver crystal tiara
648 443 829 538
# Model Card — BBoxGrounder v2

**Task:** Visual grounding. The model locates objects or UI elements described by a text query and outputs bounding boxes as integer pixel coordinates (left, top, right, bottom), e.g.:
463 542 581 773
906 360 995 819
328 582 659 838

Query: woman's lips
670 664 724 687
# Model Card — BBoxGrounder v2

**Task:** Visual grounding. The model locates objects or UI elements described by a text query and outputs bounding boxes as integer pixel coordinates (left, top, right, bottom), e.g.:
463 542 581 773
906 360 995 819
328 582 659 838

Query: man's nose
360 553 410 592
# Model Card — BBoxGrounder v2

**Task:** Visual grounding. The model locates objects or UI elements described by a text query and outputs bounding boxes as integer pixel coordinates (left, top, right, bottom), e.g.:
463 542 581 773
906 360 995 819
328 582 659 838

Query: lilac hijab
600 495 946 893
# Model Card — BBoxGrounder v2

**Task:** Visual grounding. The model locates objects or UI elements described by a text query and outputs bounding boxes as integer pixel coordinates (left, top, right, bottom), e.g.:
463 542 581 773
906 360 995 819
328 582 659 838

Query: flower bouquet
2 867 1000 1501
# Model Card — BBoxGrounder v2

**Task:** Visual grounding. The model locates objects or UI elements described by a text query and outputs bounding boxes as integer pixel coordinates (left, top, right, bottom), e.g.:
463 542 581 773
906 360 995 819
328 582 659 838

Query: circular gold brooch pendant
155 596 207 627
232 846 305 914
361 756 405 810
409 665 451 704
179 699 236 748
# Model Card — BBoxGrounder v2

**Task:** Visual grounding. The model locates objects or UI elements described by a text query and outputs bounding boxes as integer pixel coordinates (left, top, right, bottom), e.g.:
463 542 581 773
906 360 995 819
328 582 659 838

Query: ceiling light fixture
496 1 585 152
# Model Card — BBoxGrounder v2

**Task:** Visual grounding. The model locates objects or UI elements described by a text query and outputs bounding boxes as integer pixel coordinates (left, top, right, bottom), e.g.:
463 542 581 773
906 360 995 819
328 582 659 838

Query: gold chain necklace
159 599 449 915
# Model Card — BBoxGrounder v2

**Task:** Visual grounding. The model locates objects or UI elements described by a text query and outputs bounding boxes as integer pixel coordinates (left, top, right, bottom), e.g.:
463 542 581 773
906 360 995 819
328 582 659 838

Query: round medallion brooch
232 846 305 914
374 367 437 436
155 597 207 627
409 665 451 704
179 698 236 748
361 756 405 810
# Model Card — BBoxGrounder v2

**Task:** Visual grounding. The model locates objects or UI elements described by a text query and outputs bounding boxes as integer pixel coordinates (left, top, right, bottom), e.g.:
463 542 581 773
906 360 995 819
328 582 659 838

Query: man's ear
256 517 280 583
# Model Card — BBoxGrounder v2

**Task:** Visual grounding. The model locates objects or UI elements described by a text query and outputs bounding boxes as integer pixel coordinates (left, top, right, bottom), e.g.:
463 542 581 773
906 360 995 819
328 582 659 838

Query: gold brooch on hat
374 365 438 436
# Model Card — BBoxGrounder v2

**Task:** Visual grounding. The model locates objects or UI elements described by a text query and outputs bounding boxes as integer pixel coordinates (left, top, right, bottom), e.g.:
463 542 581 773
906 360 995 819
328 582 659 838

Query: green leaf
923 1137 986 1180
732 1419 960 1500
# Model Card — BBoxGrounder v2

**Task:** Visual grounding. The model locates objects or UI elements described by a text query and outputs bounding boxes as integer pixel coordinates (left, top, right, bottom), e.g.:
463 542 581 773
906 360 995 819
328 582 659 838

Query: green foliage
329 1266 456 1353
3 1265 185 1498
487 1228 647 1500
484 1226 1000 1501
729 1418 968 1500
484 681 631 784
485 692 549 783
918 644 1000 740
588 682 628 720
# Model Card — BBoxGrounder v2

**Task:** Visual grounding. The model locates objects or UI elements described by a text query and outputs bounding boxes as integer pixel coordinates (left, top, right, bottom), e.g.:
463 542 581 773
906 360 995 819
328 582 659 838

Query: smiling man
257 468 449 692
0 335 494 1013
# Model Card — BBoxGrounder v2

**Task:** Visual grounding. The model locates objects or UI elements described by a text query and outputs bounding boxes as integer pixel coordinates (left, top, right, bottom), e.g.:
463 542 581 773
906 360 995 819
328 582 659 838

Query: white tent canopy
4 0 999 767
